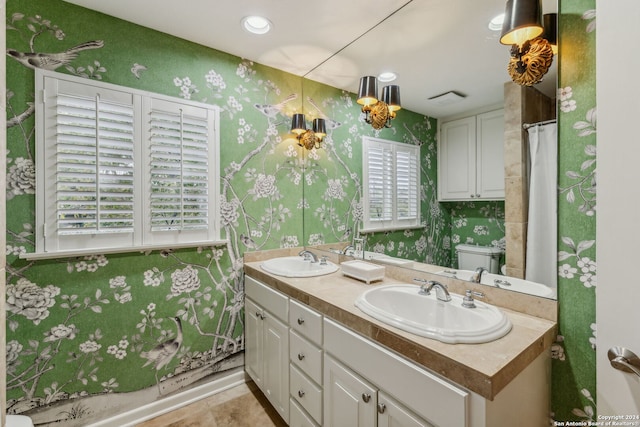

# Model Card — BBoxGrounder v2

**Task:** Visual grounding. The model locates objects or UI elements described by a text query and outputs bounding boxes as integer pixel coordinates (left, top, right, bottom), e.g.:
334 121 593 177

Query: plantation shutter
395 145 419 222
148 102 210 231
55 93 135 235
362 137 421 231
366 143 394 222
143 97 218 245
35 69 221 256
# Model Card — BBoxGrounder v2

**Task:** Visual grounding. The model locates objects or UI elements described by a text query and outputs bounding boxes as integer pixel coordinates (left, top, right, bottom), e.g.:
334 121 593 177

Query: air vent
427 91 466 106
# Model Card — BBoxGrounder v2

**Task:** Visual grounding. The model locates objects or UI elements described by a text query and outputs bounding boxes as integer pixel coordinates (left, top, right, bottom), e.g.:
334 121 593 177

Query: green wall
4 0 446 423
4 0 597 424
553 0 598 422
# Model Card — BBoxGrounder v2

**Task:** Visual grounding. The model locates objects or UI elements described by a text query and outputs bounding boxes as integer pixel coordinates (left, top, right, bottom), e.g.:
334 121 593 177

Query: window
33 69 221 257
362 136 420 232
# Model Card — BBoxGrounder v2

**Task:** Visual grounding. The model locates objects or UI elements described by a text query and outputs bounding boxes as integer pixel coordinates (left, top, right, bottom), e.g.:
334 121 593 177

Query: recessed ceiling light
378 72 397 82
241 16 272 35
489 13 505 31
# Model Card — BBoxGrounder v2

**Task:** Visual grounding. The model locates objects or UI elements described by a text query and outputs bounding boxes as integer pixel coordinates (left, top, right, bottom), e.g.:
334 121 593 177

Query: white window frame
361 136 421 233
29 69 222 259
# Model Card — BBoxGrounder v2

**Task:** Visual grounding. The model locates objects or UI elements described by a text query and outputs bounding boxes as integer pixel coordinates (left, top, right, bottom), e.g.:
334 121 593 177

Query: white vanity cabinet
438 109 505 201
324 318 467 427
244 271 550 427
245 276 290 423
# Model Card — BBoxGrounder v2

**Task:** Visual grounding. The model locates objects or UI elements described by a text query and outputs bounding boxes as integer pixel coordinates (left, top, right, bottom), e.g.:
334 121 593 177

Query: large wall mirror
300 0 558 301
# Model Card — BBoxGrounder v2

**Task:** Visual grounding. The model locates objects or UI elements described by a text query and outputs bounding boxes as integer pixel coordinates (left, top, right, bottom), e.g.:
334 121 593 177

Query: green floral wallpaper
552 0 598 422
4 0 449 424
4 0 598 424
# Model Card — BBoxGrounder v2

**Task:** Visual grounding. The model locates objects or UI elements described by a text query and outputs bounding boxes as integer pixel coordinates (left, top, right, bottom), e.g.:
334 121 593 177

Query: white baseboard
89 370 248 427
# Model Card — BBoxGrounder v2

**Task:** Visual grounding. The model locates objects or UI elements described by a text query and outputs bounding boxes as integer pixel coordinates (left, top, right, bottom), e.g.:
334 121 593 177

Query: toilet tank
455 244 503 274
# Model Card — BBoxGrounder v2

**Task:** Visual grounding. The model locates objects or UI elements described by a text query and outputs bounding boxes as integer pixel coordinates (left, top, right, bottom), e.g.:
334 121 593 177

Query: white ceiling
63 0 557 119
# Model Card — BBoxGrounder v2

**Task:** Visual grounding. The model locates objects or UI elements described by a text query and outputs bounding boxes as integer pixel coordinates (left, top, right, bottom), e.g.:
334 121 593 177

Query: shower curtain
525 123 558 289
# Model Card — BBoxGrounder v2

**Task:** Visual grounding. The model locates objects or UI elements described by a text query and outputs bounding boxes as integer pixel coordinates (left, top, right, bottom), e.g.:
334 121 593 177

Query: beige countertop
243 255 557 401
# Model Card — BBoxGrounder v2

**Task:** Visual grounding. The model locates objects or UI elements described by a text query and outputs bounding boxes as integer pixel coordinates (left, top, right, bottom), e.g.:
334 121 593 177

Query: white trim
20 239 229 260
360 224 424 234
89 370 248 427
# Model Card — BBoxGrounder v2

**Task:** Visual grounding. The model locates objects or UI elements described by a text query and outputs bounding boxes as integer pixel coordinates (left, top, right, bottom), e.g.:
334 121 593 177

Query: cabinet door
324 355 376 427
439 116 476 200
244 297 263 388
378 391 435 427
263 312 290 423
476 109 505 199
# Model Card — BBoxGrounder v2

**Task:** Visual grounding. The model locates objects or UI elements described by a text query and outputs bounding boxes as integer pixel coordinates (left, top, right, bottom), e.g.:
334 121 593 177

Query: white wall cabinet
245 276 290 423
438 109 505 201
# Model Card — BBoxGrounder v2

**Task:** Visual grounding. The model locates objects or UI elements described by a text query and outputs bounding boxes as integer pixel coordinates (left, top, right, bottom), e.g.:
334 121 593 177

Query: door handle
608 347 640 377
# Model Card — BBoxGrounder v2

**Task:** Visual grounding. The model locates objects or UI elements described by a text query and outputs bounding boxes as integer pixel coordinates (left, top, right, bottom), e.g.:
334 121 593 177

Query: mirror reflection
300 11 558 301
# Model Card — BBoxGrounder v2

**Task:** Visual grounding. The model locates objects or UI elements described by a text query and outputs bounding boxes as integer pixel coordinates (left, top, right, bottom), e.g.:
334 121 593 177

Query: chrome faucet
414 279 452 302
342 245 355 255
298 250 319 263
470 267 487 283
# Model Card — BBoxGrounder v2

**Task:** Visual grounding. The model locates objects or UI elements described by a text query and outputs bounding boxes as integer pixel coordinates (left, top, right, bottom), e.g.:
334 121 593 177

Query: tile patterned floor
136 381 287 427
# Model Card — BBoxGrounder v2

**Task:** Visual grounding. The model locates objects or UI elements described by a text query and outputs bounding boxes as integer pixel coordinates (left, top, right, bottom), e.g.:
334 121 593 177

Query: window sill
20 240 229 261
360 225 423 234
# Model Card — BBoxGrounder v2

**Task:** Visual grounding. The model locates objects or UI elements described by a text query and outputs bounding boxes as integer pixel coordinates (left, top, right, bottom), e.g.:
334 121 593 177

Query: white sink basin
355 284 512 344
260 256 339 278
436 270 556 298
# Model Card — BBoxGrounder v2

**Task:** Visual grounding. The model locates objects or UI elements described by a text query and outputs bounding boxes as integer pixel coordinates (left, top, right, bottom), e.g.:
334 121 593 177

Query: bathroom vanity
243 250 556 427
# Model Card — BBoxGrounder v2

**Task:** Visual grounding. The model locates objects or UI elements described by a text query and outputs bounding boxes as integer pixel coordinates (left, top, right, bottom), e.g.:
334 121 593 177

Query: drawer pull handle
297 353 305 361
297 318 305 325
378 403 386 414
298 390 305 398
362 393 371 403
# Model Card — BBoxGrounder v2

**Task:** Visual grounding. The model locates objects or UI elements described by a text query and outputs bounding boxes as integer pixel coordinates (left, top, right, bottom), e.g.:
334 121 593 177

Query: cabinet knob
476 193 481 197
470 194 475 198
362 393 371 403
377 403 386 414
255 311 264 320
298 390 305 398
297 317 305 325
297 352 305 361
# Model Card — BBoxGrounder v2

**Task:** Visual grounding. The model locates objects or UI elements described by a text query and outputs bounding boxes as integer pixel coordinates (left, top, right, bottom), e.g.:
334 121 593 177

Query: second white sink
355 284 512 344
260 256 339 278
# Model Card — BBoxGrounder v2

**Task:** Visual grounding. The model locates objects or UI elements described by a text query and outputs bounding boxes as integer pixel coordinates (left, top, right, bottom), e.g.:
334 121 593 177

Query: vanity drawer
245 276 288 322
290 398 320 427
290 364 323 425
289 299 323 345
290 330 323 384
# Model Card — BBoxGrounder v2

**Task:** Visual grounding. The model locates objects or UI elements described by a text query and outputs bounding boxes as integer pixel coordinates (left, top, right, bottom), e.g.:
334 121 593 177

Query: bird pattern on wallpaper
239 233 258 249
253 92 297 118
6 40 104 71
140 317 184 371
131 62 148 79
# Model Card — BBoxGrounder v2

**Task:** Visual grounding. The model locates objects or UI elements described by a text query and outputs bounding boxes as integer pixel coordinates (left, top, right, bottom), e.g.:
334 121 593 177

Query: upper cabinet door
476 109 506 199
438 110 505 201
438 116 476 200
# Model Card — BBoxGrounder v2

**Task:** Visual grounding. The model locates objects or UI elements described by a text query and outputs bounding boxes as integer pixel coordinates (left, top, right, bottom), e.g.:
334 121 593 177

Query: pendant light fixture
356 76 401 130
499 0 554 86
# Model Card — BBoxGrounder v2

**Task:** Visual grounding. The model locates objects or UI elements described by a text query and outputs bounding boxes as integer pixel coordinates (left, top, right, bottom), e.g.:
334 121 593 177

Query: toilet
6 415 34 427
455 244 503 273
